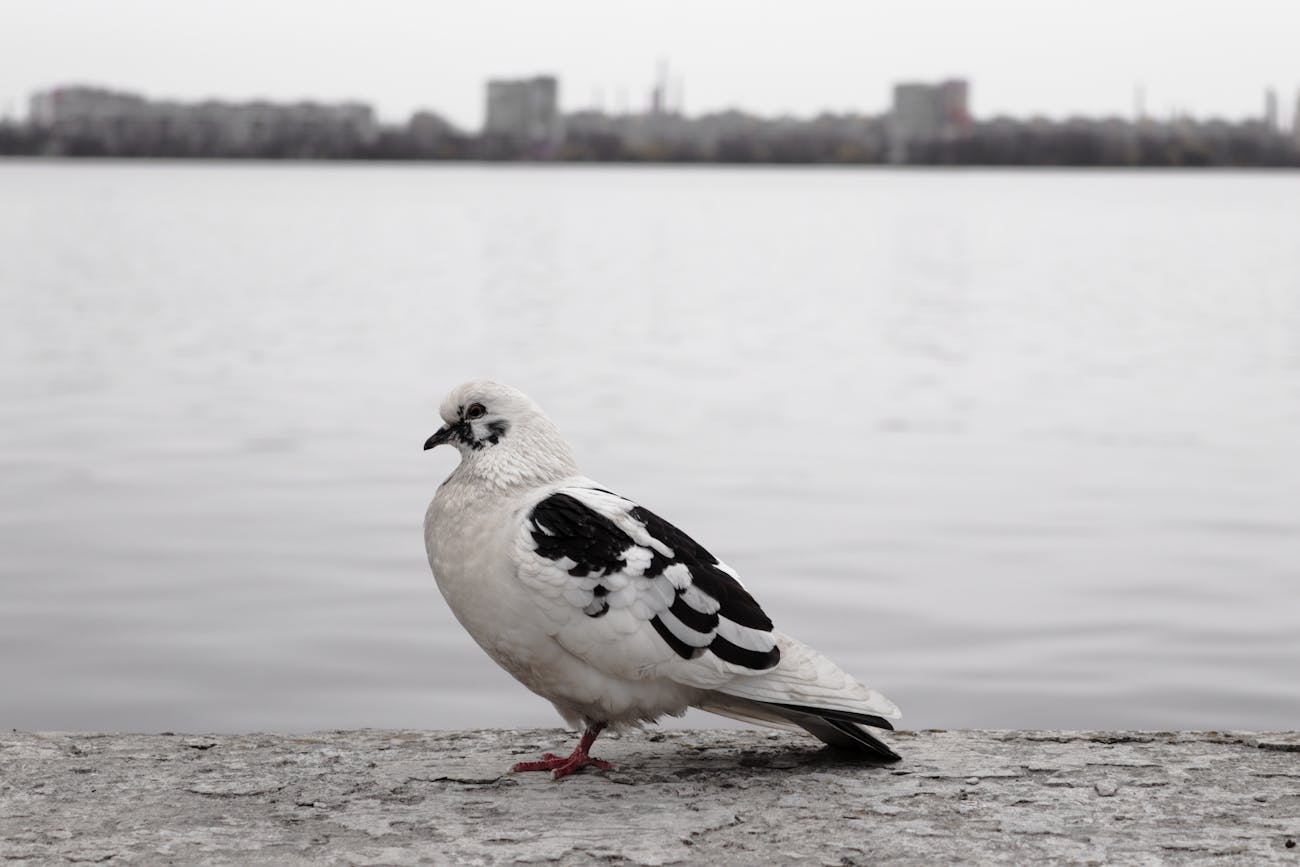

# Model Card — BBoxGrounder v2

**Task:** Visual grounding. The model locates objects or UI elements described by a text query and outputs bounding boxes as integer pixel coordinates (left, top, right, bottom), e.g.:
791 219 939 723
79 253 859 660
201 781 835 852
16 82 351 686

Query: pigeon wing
512 485 781 687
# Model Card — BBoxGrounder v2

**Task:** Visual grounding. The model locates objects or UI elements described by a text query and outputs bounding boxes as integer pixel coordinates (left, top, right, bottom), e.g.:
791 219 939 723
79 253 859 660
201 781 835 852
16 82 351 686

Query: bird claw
551 755 613 780
510 753 564 772
509 725 613 779
510 752 614 778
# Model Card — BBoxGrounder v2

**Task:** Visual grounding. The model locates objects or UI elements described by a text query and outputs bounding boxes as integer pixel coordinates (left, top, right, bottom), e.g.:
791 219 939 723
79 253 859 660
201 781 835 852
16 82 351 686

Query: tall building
1264 87 1279 132
889 79 971 163
484 76 561 147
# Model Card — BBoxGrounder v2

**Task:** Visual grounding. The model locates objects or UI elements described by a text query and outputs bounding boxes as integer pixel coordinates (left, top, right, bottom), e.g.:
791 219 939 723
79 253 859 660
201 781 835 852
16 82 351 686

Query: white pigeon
423 380 901 778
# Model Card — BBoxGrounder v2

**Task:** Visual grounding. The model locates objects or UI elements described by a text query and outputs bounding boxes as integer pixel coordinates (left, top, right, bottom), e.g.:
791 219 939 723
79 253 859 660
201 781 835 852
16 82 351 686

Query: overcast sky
5 0 1299 130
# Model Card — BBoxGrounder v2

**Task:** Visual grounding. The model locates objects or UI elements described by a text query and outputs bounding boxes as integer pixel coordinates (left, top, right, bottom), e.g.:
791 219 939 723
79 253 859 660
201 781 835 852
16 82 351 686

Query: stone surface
2 728 1298 865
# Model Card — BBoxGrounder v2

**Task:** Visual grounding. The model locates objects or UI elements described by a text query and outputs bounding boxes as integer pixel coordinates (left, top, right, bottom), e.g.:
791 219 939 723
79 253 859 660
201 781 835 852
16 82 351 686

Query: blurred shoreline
2 155 1298 171
6 79 1298 168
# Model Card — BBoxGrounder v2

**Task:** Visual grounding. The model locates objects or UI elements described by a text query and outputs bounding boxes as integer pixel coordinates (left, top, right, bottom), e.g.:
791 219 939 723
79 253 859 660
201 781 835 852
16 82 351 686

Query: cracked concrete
2 729 1297 865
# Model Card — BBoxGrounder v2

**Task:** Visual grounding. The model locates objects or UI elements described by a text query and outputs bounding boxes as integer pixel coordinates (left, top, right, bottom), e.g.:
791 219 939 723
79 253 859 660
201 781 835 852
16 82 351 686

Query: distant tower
1293 90 1300 151
1264 87 1278 132
650 59 668 115
1134 84 1146 122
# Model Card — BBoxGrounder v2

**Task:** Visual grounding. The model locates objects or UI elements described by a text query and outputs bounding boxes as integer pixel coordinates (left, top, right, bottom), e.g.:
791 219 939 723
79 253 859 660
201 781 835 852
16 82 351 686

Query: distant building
408 111 457 149
889 79 971 163
28 85 376 156
29 86 148 132
484 76 562 149
1265 88 1279 133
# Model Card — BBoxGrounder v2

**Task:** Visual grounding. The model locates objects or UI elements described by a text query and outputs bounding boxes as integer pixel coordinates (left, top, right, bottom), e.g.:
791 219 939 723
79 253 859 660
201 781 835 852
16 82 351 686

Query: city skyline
14 77 1294 168
5 0 1300 129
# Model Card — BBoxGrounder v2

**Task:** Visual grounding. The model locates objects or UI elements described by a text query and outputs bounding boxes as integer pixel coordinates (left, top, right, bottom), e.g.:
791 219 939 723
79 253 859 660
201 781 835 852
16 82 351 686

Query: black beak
424 426 454 450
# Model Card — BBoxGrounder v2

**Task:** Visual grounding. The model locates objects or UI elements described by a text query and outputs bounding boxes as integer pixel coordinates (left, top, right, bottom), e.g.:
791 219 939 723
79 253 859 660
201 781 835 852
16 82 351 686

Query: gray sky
5 0 1299 130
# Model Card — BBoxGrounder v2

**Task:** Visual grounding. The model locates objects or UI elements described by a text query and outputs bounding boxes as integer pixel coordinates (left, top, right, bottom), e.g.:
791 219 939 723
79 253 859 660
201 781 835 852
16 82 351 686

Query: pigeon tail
697 693 901 762
709 631 899 719
697 631 901 761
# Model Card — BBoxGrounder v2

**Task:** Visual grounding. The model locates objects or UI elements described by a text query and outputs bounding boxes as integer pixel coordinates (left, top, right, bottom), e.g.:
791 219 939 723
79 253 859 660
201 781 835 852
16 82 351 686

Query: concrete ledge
2 729 1298 865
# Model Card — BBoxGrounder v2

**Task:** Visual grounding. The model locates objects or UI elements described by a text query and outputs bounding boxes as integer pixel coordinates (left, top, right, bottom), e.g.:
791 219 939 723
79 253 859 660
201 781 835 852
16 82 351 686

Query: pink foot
511 752 565 772
510 725 613 779
511 752 613 778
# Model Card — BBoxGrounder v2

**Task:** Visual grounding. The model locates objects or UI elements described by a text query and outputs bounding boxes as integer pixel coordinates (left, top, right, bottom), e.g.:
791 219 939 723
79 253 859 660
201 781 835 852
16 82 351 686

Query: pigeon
423 380 901 778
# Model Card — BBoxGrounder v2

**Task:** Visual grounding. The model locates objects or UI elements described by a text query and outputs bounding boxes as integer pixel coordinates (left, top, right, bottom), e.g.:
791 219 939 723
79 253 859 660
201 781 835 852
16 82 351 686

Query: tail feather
712 632 901 724
696 631 901 762
767 702 895 731
817 717 902 762
694 695 804 733
697 693 902 763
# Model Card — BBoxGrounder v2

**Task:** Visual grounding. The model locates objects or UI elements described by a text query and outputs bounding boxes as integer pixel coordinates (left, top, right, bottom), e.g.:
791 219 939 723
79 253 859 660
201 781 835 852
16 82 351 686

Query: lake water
2 162 1298 735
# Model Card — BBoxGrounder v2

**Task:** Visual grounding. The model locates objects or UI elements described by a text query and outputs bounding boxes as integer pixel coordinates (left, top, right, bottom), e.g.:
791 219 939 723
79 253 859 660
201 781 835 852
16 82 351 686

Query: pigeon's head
424 381 578 485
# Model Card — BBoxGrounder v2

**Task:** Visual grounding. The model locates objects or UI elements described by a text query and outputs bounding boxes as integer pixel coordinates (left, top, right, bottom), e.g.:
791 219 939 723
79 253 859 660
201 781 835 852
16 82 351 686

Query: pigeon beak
424 426 454 450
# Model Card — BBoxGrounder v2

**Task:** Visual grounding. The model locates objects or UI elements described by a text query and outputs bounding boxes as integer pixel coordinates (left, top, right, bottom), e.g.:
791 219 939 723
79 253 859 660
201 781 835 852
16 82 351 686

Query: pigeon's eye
465 403 487 420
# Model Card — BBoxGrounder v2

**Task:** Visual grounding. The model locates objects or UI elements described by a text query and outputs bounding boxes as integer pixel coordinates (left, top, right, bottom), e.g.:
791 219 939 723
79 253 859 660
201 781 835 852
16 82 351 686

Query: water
2 162 1298 734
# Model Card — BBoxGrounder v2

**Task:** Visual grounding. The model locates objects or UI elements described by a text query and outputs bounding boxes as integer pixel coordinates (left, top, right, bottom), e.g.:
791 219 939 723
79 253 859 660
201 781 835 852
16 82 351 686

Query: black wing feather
528 490 780 670
627 505 773 631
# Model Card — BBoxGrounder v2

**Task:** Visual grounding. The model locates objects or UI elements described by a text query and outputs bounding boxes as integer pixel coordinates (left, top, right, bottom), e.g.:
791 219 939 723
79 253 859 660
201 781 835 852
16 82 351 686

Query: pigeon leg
511 724 613 779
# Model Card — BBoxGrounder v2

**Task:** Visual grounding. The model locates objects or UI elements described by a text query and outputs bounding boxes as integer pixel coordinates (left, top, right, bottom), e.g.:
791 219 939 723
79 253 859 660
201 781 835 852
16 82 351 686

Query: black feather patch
527 490 780 670
629 505 773 631
484 420 509 445
458 418 509 450
772 702 895 731
583 584 610 618
529 494 632 577
650 617 703 659
710 636 781 669
822 718 902 762
668 594 717 633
